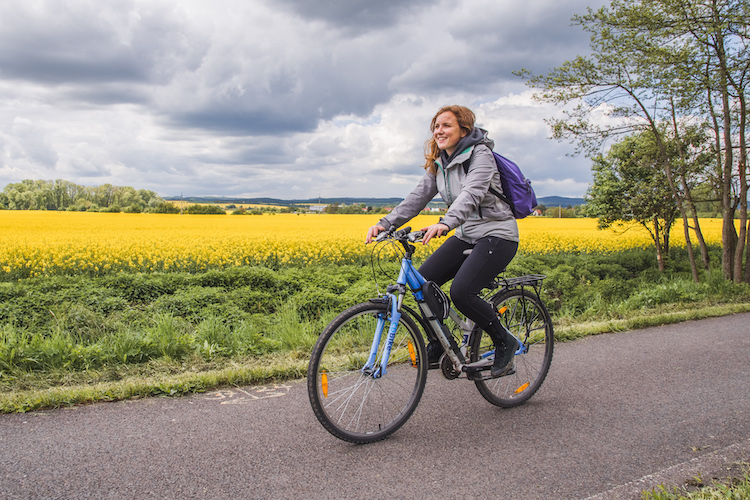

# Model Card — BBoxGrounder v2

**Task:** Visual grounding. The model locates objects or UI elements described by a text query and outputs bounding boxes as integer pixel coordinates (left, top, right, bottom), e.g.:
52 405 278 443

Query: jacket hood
440 127 495 165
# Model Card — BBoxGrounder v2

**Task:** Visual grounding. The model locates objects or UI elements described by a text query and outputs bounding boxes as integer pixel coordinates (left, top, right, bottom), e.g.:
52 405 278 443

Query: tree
518 0 750 281
649 0 750 281
586 131 680 271
0 179 167 212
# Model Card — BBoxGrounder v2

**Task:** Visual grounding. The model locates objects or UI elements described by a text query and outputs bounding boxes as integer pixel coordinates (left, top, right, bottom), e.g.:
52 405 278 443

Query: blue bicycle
307 227 554 443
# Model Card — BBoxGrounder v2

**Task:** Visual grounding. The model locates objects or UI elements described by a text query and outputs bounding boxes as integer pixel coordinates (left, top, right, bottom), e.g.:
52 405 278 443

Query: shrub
184 204 225 215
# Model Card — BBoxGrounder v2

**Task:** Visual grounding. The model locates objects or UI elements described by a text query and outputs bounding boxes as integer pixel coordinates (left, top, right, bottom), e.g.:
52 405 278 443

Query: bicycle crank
439 354 461 380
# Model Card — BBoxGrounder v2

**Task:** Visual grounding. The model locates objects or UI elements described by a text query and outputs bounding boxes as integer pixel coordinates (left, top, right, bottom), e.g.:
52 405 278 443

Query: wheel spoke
308 302 427 443
471 288 554 408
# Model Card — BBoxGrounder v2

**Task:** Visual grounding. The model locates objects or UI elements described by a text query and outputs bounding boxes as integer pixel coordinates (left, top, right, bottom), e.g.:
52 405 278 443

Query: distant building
308 205 326 213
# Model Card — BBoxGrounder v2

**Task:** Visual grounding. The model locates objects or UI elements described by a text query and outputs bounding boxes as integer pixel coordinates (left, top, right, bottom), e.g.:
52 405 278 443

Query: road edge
584 438 750 499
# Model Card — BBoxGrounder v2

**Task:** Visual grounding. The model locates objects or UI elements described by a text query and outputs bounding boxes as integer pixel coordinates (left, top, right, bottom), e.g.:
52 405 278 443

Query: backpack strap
461 160 512 209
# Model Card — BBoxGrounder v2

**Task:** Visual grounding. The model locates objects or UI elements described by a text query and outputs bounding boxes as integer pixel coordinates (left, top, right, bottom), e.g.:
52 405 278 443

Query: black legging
418 235 518 331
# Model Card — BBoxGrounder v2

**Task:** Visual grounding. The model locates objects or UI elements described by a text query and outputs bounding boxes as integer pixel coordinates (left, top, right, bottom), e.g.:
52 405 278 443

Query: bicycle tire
470 288 553 408
307 301 427 443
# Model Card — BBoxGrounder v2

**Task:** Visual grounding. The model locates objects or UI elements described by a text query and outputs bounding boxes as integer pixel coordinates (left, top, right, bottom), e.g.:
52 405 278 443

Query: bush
149 287 227 321
184 204 226 215
102 273 184 302
2 247 748 381
149 202 180 214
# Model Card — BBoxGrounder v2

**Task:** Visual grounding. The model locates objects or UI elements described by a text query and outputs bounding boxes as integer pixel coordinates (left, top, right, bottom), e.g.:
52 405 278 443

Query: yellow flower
0 211 726 278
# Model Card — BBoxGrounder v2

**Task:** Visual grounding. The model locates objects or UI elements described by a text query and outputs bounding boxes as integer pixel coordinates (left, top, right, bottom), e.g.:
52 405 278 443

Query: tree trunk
682 179 710 270
668 100 701 281
711 6 737 281
654 220 665 272
735 89 748 282
681 214 700 282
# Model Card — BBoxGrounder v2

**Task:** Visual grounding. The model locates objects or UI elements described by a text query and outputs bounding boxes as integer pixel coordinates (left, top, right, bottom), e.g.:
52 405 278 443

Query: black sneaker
490 338 518 378
490 354 515 378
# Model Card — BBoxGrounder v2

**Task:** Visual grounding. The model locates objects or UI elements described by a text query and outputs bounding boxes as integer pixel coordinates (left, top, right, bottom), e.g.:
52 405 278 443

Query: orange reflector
515 382 529 394
407 341 417 367
498 306 508 314
321 371 329 398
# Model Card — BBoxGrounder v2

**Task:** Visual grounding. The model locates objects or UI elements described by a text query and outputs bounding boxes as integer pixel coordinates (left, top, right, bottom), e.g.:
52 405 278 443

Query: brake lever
407 231 425 242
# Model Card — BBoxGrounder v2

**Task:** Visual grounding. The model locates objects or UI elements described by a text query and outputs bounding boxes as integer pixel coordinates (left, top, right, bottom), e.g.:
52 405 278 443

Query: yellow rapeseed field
0 211 725 279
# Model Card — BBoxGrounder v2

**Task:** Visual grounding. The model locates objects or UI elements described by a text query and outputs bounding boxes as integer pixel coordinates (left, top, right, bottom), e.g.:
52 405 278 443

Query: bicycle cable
369 236 406 296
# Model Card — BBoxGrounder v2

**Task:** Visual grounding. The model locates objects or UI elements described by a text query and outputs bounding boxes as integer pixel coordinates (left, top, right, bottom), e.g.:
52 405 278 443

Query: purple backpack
464 152 538 219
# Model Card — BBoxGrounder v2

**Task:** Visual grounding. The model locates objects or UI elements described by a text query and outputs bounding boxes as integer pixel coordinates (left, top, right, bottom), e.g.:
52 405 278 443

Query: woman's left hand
420 223 449 245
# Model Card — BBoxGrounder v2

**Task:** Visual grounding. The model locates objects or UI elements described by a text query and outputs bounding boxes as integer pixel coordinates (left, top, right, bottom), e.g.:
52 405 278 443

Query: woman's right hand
366 224 386 244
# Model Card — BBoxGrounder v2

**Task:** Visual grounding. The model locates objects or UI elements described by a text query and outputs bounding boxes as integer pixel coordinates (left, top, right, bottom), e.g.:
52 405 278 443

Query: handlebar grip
394 227 411 238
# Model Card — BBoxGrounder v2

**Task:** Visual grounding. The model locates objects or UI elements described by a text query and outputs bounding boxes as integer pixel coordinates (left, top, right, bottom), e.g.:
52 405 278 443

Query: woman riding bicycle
366 105 519 378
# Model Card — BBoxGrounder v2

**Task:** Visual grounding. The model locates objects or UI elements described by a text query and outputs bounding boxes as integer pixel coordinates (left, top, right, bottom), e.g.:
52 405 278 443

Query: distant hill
167 196 405 207
536 196 586 207
167 195 586 208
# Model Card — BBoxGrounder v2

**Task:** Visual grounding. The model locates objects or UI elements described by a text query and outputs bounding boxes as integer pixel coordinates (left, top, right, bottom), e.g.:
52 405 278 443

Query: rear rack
492 274 547 291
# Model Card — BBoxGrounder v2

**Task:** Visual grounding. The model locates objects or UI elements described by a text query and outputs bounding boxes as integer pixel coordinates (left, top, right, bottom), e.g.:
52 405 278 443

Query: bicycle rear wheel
470 288 553 408
307 301 427 443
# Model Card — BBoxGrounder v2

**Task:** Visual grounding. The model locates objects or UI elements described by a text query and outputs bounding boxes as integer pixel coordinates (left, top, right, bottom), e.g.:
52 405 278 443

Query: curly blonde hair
422 105 476 174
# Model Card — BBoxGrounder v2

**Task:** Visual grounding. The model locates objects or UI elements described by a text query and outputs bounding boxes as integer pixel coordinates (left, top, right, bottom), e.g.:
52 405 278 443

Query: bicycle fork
362 289 405 378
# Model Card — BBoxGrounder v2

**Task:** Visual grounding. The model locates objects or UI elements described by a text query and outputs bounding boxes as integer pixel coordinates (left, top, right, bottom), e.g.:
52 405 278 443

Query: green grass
0 355 308 413
641 463 750 499
2 299 748 414
2 247 750 414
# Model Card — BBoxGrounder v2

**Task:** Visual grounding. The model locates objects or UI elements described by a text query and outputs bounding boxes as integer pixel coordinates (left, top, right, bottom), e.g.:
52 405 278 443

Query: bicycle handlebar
374 226 425 243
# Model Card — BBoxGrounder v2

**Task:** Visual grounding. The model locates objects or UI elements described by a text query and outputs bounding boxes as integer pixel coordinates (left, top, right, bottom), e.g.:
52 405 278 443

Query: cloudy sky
0 0 608 200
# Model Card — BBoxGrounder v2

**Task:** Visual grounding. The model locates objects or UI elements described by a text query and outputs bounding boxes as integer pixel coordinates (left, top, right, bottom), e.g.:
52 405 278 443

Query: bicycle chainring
439 353 461 380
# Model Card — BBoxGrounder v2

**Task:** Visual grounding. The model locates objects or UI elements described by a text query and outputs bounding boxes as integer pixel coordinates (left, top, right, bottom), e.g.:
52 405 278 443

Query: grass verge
2 301 749 414
0 354 308 413
641 461 750 499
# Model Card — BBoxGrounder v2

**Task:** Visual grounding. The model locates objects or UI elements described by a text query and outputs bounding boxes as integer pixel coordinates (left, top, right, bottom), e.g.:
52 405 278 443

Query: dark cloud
389 2 604 96
195 139 293 166
0 2 205 89
273 0 433 30
170 108 320 136
160 44 397 135
0 0 609 199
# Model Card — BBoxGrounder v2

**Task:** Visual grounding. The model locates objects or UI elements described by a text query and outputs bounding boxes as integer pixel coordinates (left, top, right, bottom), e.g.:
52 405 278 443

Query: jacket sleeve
440 146 496 230
378 171 438 230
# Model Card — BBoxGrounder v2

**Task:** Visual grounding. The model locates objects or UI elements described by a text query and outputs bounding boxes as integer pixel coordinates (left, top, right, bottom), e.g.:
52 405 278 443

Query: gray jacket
379 128 519 244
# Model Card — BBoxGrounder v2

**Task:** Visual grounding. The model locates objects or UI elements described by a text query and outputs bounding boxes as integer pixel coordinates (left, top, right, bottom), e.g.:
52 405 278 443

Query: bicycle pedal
472 368 516 381
463 358 493 370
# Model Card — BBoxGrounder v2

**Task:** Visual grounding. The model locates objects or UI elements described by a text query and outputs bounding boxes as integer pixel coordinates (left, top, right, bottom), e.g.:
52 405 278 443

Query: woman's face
433 111 467 156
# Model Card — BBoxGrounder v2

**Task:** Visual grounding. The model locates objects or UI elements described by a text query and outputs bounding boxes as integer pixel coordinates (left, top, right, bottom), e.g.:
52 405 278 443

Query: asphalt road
1 313 749 499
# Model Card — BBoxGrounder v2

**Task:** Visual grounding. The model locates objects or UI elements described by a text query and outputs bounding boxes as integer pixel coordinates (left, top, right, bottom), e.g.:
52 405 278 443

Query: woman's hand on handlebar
420 223 449 245
366 224 386 244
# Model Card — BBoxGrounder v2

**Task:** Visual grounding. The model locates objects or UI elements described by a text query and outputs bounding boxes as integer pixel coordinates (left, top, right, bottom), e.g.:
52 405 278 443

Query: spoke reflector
407 341 416 367
321 371 328 398
515 382 530 394
498 305 508 314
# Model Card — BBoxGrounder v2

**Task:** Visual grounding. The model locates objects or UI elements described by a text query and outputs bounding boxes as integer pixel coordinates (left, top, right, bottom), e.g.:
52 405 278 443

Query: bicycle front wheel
307 301 427 443
470 288 553 408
